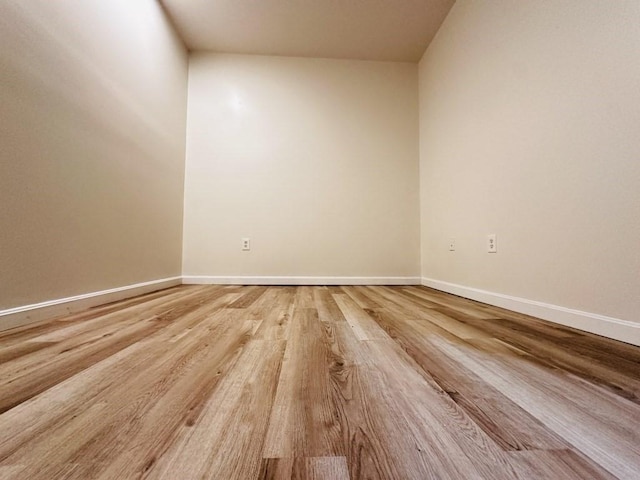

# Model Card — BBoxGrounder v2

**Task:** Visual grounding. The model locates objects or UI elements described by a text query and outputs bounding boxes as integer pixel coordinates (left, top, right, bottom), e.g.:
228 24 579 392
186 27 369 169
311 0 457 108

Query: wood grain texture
0 285 638 479
259 456 350 480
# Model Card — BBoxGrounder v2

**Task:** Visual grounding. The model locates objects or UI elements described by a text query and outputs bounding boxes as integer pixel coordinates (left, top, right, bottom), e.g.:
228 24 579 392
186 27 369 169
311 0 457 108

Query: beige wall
183 54 420 280
0 1 188 309
419 0 640 322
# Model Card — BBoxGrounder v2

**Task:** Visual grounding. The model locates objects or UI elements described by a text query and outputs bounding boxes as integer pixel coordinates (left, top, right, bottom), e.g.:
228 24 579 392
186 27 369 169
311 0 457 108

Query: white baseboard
8 274 633 346
183 276 421 286
0 276 182 332
421 277 640 347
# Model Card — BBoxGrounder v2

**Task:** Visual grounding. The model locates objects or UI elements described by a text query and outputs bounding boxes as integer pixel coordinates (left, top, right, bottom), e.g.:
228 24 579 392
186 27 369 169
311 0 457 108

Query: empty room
1 0 639 478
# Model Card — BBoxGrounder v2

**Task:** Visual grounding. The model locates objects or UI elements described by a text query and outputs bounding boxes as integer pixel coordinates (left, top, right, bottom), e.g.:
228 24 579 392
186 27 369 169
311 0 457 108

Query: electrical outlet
242 238 250 251
449 238 456 251
487 234 497 253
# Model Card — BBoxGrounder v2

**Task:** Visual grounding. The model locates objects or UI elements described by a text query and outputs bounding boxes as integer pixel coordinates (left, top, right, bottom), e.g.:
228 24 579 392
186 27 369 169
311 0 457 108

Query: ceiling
160 0 456 62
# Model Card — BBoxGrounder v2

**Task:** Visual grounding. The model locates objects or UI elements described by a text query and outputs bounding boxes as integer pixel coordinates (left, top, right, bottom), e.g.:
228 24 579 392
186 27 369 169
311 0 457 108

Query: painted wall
419 0 640 323
183 54 420 281
0 0 188 309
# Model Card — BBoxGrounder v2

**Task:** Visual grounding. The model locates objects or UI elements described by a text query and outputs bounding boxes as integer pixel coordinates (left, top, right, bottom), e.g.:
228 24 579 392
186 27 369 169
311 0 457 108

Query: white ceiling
160 0 456 62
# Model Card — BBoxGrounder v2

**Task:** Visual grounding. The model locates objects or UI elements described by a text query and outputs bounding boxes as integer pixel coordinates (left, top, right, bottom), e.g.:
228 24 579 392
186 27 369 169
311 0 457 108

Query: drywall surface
419 0 640 322
0 0 188 309
183 53 420 279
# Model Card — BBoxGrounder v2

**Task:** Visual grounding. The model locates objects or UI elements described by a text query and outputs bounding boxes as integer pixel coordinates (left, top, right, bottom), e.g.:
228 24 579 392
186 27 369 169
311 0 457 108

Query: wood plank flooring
0 285 638 479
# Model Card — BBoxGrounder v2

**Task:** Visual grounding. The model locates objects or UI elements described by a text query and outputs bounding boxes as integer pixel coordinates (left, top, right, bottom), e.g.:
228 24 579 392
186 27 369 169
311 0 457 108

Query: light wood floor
0 285 638 479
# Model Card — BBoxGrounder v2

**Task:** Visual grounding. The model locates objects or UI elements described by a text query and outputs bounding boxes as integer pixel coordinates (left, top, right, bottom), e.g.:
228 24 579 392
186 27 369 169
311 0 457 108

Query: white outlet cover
487 234 497 253
449 238 456 251
242 238 250 251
